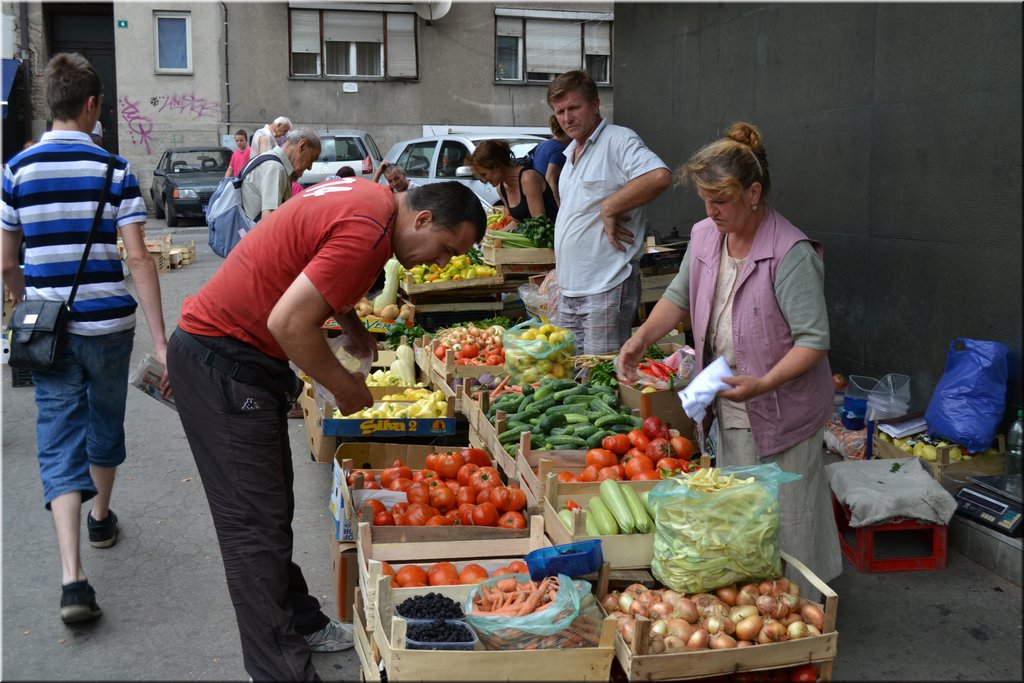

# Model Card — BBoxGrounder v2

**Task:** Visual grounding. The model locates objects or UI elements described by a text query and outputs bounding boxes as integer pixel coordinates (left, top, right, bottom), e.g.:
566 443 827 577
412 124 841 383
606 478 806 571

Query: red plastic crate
831 493 947 572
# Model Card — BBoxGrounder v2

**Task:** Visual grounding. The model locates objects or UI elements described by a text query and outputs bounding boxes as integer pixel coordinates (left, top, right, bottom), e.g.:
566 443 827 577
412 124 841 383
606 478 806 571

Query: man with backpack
240 128 320 222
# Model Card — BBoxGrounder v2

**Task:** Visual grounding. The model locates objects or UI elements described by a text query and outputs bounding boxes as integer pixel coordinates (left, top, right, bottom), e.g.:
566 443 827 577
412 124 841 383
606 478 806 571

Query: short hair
383 163 405 178
548 114 564 138
234 129 248 139
406 182 487 242
273 116 292 128
337 166 356 177
468 140 513 171
45 53 101 122
677 122 772 198
547 70 598 107
284 127 321 151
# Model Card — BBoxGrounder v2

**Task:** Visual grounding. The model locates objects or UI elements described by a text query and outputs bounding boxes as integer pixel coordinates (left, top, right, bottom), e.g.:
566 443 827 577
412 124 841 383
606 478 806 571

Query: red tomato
627 429 650 450
387 477 413 492
461 448 492 468
429 485 456 512
490 486 512 512
380 465 413 488
390 502 409 516
585 448 618 469
471 501 500 526
457 343 480 359
435 452 462 480
360 499 387 519
406 481 431 506
457 462 481 486
458 503 476 526
445 479 460 493
631 470 662 481
497 510 527 529
434 344 448 361
624 454 655 479
579 464 601 482
832 373 848 391
504 485 527 512
789 664 819 683
347 469 376 487
598 466 623 481
456 485 477 506
424 453 440 471
459 563 489 584
373 510 395 526
485 354 503 365
424 515 450 526
646 438 674 461
556 471 576 483
642 416 670 440
475 487 493 505
670 436 694 461
656 457 683 473
404 503 439 526
469 466 502 493
413 468 439 482
364 481 382 490
444 509 462 525
601 434 632 455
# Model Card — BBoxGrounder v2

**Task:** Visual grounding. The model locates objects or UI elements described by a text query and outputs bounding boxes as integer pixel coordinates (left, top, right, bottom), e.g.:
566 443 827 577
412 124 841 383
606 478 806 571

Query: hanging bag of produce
464 573 604 650
647 464 800 594
502 319 576 386
923 338 1008 453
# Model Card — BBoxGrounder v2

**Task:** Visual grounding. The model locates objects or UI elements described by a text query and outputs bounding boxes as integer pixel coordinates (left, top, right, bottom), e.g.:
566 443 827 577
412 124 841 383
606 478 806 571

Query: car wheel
154 193 165 219
165 197 179 227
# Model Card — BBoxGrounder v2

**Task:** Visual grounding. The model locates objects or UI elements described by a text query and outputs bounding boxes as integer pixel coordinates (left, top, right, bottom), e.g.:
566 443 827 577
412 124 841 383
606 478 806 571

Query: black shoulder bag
8 155 115 371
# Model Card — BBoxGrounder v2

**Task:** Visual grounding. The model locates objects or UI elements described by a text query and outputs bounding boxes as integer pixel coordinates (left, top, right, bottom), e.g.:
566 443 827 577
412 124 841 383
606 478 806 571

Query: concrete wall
613 3 1023 423
224 1 612 154
112 1 225 202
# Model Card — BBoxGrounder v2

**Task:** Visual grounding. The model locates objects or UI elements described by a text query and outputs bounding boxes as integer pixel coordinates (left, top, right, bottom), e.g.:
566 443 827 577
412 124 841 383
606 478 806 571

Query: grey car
297 129 384 187
150 146 232 227
381 133 546 207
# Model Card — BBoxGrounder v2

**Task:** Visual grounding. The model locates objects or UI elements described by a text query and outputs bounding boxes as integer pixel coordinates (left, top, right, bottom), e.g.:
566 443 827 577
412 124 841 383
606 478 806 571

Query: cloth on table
823 405 867 460
825 457 957 528
677 355 733 423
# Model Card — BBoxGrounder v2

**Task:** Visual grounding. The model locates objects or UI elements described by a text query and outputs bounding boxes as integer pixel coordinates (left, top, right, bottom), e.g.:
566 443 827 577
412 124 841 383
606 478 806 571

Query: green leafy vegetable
465 244 483 265
518 214 555 249
644 344 666 360
587 360 618 387
382 322 427 350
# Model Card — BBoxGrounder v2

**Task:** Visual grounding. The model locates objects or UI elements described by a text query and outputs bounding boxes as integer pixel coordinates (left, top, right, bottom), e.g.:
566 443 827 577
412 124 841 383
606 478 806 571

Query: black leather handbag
8 155 114 371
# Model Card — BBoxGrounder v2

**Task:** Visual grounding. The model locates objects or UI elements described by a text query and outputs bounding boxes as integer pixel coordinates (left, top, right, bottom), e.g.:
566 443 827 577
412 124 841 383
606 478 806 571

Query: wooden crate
870 429 1006 486
352 587 383 682
603 551 839 681
369 574 617 681
355 518 549 633
428 337 506 385
482 239 556 267
400 270 505 296
460 390 516 478
168 239 196 268
513 431 587 505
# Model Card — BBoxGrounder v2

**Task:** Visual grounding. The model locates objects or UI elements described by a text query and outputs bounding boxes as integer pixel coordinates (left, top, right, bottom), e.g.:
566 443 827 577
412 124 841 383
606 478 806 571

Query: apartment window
154 12 192 74
494 11 611 85
289 7 417 79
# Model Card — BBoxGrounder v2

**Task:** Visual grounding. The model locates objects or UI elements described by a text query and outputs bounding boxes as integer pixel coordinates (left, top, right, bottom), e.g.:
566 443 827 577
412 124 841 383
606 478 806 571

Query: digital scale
955 474 1023 537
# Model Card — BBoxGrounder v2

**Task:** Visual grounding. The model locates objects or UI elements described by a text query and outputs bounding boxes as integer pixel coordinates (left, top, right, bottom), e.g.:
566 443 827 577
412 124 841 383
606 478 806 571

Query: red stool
831 493 948 572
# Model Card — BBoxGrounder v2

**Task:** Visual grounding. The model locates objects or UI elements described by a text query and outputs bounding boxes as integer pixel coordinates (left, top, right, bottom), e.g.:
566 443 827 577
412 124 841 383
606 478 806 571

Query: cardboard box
300 383 337 464
617 381 695 441
321 391 457 438
330 539 358 622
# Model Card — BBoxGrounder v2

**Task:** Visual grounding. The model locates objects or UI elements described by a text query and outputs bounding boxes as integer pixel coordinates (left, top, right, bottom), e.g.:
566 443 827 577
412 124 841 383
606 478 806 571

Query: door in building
47 3 117 154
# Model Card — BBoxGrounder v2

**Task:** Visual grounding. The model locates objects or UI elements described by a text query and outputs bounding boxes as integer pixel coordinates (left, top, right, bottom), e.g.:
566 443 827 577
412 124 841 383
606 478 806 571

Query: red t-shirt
179 178 395 359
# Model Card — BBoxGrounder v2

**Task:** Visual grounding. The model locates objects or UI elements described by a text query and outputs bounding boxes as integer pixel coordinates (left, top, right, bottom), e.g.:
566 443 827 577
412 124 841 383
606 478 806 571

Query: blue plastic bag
924 339 1008 452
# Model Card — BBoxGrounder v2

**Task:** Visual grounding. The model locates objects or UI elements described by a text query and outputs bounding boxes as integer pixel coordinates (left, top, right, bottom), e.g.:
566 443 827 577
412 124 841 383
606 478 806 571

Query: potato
380 303 400 320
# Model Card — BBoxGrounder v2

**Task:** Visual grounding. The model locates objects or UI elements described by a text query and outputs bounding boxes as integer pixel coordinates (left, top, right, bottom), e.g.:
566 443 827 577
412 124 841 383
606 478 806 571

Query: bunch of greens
644 344 666 360
465 244 483 265
518 214 555 249
587 360 618 387
464 315 514 330
382 321 427 350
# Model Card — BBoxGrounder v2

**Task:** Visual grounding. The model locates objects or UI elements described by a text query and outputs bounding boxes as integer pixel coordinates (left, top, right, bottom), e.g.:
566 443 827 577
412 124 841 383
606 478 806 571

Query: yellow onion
758 619 788 644
737 584 761 605
674 597 699 624
618 592 635 613
703 615 735 636
629 599 649 618
777 592 800 612
713 584 738 606
623 583 649 597
787 621 811 640
734 615 763 642
650 619 669 638
663 635 687 652
661 589 682 607
601 592 621 612
649 601 672 621
709 632 737 649
730 605 759 622
801 603 826 631
780 612 804 627
686 628 710 650
756 594 790 620
736 640 757 647
805 624 822 637
647 636 667 655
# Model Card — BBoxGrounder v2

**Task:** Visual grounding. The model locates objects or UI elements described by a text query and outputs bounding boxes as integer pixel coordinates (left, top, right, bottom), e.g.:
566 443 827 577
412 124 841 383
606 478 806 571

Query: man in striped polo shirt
1 53 171 625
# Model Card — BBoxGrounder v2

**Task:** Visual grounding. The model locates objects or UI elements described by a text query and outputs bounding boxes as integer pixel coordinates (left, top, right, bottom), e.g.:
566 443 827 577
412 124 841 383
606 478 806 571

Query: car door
395 140 439 180
152 151 170 202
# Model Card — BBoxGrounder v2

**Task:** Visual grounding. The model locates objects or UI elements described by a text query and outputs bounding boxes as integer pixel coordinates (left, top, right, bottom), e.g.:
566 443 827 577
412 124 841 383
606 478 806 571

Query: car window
364 135 382 161
318 137 337 162
397 141 438 178
169 149 230 172
158 152 170 171
336 138 366 162
436 142 469 178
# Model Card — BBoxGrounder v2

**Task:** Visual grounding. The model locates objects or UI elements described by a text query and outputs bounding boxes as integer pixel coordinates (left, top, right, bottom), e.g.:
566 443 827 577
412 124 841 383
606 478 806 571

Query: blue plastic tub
524 539 603 579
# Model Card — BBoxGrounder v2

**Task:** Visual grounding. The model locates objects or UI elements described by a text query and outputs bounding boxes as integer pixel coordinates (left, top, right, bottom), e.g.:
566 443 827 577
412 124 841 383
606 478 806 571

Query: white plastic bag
312 331 373 408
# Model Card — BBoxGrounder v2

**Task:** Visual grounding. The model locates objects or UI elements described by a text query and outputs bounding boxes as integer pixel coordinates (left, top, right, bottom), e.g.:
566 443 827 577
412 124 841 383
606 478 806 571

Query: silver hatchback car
381 133 546 207
297 129 384 187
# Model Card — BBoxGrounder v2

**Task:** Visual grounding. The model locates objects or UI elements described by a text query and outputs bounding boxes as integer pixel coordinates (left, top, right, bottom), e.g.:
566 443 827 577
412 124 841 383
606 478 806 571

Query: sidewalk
2 219 1021 681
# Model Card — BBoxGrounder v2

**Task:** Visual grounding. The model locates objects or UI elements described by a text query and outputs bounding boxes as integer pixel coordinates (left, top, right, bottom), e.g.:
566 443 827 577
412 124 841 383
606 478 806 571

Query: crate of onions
598 551 838 681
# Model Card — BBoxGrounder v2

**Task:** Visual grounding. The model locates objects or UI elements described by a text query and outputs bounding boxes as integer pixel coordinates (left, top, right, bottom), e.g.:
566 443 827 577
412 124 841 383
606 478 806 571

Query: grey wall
613 3 1022 426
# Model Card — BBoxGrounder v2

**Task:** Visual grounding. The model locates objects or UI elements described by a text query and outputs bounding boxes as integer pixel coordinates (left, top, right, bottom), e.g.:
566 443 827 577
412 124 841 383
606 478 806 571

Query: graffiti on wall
120 91 223 155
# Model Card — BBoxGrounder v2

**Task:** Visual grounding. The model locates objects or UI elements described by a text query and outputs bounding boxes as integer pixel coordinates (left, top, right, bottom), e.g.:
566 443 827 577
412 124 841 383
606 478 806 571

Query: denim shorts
32 328 135 508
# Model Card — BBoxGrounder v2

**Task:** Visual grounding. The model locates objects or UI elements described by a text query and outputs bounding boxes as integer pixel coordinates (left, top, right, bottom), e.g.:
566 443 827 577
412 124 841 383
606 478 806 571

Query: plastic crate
831 493 947 572
525 539 603 579
404 619 479 651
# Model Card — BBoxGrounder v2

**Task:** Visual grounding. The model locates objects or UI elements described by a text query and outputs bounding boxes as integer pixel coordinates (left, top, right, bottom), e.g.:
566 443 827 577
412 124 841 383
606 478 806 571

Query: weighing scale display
956 487 1023 535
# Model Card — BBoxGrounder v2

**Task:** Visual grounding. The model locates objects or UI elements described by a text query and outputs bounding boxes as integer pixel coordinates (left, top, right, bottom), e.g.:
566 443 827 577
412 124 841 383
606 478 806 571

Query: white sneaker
304 618 355 652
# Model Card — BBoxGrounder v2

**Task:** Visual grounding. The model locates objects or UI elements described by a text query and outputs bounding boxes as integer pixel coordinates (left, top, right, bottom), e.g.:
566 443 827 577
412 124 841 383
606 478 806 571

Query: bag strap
236 152 286 185
67 154 115 308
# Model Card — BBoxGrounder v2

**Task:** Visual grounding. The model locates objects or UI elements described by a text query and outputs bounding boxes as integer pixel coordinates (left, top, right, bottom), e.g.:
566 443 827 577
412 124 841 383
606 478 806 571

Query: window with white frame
289 6 417 79
154 11 192 74
494 10 612 85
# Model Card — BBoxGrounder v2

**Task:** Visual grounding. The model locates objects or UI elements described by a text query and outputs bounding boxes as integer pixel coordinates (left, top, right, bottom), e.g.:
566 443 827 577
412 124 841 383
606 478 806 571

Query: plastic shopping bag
647 463 801 594
924 338 1008 452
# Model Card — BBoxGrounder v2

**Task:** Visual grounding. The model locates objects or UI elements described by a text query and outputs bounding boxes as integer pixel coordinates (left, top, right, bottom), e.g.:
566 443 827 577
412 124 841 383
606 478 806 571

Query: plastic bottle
1006 409 1023 478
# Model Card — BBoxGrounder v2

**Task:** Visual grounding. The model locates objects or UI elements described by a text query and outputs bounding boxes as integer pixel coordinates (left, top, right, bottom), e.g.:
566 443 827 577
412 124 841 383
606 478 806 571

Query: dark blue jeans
167 331 328 681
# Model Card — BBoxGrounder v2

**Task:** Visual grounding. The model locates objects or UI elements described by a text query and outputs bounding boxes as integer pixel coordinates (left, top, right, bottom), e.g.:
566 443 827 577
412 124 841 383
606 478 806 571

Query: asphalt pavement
2 218 1021 681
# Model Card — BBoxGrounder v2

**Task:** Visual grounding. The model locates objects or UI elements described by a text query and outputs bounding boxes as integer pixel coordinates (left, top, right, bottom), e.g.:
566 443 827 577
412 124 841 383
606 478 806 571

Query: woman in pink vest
618 122 842 595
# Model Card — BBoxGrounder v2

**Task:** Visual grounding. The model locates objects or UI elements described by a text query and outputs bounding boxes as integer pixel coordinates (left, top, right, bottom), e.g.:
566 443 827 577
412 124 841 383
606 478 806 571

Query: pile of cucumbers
486 379 643 454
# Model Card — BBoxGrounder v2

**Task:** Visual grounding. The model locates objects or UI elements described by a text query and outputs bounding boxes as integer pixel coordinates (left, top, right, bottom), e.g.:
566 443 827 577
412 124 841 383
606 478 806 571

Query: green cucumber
594 413 633 429
538 404 581 417
548 379 579 392
586 497 619 536
521 384 535 396
562 394 596 406
598 479 636 534
531 398 557 414
498 425 528 443
537 413 568 433
621 485 654 534
564 413 592 424
547 435 587 448
553 385 587 401
573 425 600 440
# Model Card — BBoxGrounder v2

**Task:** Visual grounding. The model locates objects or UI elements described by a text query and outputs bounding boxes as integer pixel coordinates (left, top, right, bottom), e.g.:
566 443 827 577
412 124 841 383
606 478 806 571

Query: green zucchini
584 510 600 536
621 485 654 534
586 497 619 536
598 479 635 534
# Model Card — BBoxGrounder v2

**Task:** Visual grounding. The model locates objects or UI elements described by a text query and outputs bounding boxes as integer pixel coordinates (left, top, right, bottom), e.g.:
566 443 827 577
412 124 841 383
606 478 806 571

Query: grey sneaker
303 618 354 652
